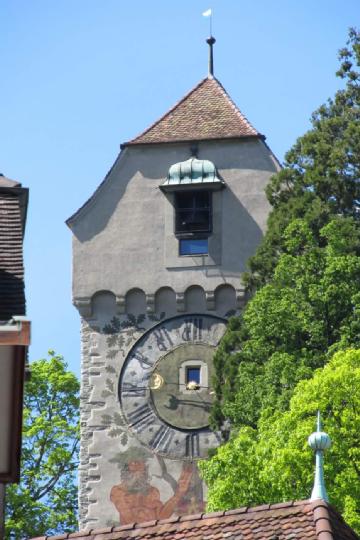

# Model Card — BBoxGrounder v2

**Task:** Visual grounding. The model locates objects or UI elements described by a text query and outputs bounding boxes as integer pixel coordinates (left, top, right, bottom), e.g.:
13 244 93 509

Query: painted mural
109 448 204 524
90 312 231 526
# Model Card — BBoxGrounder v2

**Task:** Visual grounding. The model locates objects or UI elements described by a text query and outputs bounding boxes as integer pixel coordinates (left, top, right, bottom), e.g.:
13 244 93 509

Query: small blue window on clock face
179 238 208 255
186 367 201 384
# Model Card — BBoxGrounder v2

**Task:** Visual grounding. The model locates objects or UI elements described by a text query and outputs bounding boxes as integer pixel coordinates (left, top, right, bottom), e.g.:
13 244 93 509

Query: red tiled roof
123 77 262 146
30 499 359 540
66 76 266 226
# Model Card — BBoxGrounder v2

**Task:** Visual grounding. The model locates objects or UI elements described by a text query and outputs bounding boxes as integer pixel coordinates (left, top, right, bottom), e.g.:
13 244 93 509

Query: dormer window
160 156 225 258
161 157 224 192
175 190 211 255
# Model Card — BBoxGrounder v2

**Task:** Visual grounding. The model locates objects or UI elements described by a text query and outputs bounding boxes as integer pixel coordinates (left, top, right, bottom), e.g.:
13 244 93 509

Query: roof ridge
211 76 258 135
311 499 334 540
311 499 360 540
124 77 209 146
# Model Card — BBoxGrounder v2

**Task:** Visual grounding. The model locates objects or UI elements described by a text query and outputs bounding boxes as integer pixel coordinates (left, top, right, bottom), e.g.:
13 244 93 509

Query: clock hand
163 394 212 412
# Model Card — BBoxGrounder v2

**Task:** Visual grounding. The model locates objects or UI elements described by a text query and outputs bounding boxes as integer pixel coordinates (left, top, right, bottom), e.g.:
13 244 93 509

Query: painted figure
110 459 193 524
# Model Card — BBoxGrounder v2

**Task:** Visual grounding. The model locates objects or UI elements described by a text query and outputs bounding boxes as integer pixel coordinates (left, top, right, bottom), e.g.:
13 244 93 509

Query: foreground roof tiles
123 77 261 146
30 499 359 540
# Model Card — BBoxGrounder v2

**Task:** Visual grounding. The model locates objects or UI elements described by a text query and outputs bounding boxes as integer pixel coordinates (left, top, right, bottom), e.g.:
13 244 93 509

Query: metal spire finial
308 411 331 502
206 36 216 77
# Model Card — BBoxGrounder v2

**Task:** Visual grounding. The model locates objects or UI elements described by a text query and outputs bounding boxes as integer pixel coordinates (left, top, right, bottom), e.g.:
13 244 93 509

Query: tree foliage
211 217 360 429
201 349 360 533
245 27 360 291
5 352 80 539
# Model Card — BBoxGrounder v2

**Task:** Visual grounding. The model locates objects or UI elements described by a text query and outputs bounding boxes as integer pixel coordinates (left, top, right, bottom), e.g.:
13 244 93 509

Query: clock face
119 314 226 460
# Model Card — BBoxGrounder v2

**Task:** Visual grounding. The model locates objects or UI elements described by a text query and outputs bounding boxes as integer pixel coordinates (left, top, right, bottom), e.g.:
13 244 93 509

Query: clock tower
67 40 280 529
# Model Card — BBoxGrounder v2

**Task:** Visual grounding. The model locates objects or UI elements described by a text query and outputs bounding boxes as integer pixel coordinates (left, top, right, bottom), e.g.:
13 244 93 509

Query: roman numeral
121 382 146 397
127 404 155 432
131 350 153 370
185 433 200 459
149 425 174 453
182 318 203 342
153 327 174 351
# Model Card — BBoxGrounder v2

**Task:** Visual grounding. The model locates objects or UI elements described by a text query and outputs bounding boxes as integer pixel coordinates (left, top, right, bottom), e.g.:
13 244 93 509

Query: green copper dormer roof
160 157 225 191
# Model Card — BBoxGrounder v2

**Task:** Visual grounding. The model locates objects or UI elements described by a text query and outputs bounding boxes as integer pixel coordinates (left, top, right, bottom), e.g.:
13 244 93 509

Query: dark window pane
177 210 210 232
179 239 208 255
195 191 210 208
176 191 210 209
175 191 211 234
176 192 194 209
186 367 201 384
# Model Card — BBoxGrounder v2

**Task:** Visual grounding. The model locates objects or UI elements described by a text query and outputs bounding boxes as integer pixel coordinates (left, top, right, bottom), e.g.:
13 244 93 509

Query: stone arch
215 284 236 315
185 285 206 312
125 288 146 315
91 290 117 318
154 287 176 316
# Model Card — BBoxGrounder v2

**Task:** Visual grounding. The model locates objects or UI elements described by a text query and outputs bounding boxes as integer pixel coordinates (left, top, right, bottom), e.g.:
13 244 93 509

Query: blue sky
1 1 358 376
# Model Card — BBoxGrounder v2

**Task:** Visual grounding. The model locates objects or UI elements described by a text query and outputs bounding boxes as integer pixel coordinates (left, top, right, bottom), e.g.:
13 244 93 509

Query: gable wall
70 138 279 306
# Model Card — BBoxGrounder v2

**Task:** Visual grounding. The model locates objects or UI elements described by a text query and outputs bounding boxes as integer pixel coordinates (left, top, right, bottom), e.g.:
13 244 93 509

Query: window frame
179 359 208 395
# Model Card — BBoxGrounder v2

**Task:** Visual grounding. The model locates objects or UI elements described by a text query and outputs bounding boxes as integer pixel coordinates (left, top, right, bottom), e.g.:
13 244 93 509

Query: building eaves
66 150 121 227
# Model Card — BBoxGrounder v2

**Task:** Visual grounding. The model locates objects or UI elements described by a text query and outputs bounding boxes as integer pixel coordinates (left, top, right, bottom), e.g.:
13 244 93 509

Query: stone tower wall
77 290 240 529
70 137 280 529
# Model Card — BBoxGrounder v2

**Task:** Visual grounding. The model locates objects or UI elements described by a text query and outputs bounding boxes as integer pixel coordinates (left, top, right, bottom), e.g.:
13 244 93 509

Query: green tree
245 28 360 291
5 352 80 539
201 348 360 533
211 217 360 429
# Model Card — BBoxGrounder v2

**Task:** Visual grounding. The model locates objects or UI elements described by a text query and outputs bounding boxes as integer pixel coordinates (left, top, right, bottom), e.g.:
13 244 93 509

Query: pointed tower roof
122 77 263 147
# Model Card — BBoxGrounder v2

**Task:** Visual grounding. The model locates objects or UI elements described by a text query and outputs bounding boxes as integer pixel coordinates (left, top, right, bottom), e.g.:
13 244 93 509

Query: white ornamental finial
308 411 331 502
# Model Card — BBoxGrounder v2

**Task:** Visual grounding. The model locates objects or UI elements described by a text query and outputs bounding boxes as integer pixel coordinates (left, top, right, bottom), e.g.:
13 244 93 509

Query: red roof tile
123 77 262 146
0 176 28 320
30 500 359 540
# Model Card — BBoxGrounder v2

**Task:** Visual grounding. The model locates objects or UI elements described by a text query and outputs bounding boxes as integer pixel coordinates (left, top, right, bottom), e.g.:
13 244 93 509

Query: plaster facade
69 132 280 529
70 139 278 305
